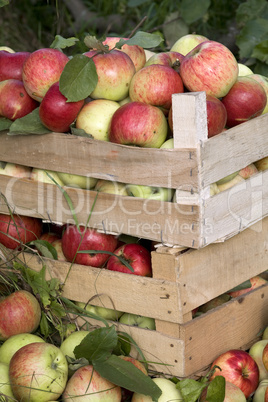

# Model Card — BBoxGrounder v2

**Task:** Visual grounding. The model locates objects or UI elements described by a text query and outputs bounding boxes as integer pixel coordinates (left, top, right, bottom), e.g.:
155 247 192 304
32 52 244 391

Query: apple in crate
119 312 155 330
9 342 68 401
95 179 128 195
253 379 268 402
249 340 268 382
180 40 238 98
84 49 136 101
57 171 97 189
0 332 45 364
75 300 123 321
200 380 247 401
255 157 268 172
0 161 32 178
62 364 121 401
0 290 41 340
61 225 118 267
103 36 146 72
0 50 30 81
0 362 15 399
0 213 42 249
51 238 67 261
76 98 120 141
222 76 267 127
31 167 65 186
209 349 259 399
248 74 268 114
0 79 38 120
129 64 184 111
109 101 168 148
126 183 174 201
170 33 208 55
106 243 152 277
239 163 259 179
228 276 267 298
22 48 69 101
132 377 183 401
39 81 85 132
144 51 184 68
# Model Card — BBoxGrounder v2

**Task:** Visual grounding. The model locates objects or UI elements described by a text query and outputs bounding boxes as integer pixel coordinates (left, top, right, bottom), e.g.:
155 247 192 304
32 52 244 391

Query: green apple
160 138 174 149
238 63 254 76
75 301 123 321
253 379 268 401
94 179 128 195
60 330 91 359
249 339 268 381
0 162 32 178
0 332 45 365
31 168 65 186
119 313 156 330
255 157 268 172
76 99 120 141
119 96 131 106
0 46 15 53
132 377 183 401
0 362 15 398
217 174 245 192
210 182 220 196
216 171 240 185
9 342 68 401
57 172 97 190
263 326 268 340
126 184 174 201
170 33 208 56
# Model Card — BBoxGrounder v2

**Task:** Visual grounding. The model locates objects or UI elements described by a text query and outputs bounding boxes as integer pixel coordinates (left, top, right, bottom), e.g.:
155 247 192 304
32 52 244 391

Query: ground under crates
17 216 268 378
0 92 267 248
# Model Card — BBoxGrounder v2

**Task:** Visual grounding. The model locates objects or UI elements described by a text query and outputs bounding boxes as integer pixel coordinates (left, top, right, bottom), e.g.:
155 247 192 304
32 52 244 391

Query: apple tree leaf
59 54 98 102
93 354 162 400
0 117 12 131
236 18 268 59
50 34 79 50
84 35 109 52
177 378 208 402
28 239 58 260
115 31 164 49
205 376 225 402
71 126 94 138
8 108 51 135
236 0 268 26
252 40 268 63
74 326 118 363
180 0 211 25
0 0 9 7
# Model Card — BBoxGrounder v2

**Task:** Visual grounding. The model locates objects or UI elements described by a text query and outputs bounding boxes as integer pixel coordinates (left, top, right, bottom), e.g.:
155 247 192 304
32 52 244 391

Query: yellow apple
170 33 208 55
238 63 254 76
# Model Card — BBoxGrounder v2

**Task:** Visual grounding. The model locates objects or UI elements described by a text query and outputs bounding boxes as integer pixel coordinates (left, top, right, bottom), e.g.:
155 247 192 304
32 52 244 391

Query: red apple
263 343 268 373
206 94 227 137
0 213 42 249
40 231 60 244
39 81 85 132
228 276 267 298
221 76 267 127
108 101 168 148
248 74 268 114
22 48 69 101
180 40 238 98
239 163 259 179
61 224 118 267
84 49 136 101
129 64 184 111
9 342 68 401
103 37 146 72
0 50 30 81
62 364 121 401
119 355 148 401
209 349 259 399
106 243 152 277
0 290 41 340
145 51 185 68
0 79 39 120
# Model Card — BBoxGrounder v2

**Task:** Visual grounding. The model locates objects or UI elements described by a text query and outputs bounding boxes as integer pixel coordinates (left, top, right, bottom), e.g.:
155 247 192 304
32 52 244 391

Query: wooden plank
201 113 268 186
0 175 201 247
0 131 197 190
19 252 183 323
181 284 268 377
202 169 268 246
176 215 268 316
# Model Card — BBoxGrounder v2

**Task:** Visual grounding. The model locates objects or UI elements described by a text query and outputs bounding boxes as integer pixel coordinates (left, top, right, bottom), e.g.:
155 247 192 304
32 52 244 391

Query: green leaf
236 18 268 59
180 0 211 24
177 378 208 402
28 239 58 260
39 311 50 338
112 333 132 356
50 35 79 49
236 0 268 25
70 126 94 138
0 161 7 169
205 376 225 402
94 354 162 399
115 31 164 49
227 279 251 293
252 40 268 63
59 54 98 102
0 117 12 131
117 331 148 371
8 108 51 135
74 326 118 363
0 0 9 6
84 35 109 52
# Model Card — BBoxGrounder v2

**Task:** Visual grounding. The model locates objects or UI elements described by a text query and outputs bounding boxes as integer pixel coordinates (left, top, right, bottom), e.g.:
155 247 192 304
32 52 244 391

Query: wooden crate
16 216 268 378
0 92 268 248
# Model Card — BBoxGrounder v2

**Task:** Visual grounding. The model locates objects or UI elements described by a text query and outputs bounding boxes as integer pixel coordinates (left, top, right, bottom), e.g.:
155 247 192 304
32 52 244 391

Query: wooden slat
0 131 197 190
19 252 182 323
